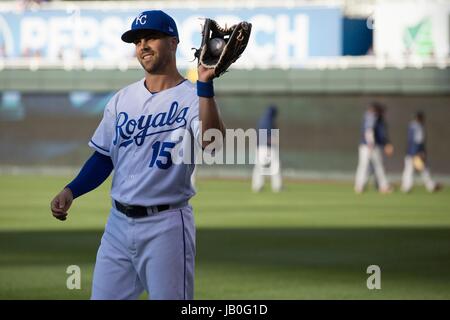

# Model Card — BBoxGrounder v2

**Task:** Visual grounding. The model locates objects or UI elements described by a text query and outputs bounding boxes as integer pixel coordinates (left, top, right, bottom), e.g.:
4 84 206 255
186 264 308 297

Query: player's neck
144 66 184 93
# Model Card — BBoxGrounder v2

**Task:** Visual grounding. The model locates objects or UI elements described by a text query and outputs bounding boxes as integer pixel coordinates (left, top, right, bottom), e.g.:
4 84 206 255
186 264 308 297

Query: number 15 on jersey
149 141 176 169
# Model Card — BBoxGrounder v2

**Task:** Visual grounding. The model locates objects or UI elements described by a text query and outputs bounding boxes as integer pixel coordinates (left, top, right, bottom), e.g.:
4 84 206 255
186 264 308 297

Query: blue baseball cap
121 10 179 43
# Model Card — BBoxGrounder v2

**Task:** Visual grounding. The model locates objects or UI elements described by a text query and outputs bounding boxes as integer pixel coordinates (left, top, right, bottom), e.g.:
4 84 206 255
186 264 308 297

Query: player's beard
138 50 170 74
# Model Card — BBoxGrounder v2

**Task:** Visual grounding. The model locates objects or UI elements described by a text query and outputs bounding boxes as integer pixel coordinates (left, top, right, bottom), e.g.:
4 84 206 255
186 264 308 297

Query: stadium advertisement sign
374 2 450 60
0 6 342 67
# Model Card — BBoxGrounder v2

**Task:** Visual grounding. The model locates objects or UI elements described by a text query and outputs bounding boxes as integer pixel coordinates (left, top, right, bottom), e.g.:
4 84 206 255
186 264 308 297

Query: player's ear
169 37 178 51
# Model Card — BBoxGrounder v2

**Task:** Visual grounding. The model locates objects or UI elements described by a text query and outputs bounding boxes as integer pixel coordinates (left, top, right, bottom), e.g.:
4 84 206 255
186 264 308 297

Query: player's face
134 32 177 74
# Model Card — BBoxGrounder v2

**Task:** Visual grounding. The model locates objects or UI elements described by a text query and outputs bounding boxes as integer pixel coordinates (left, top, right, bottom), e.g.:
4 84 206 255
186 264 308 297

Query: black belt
114 200 170 218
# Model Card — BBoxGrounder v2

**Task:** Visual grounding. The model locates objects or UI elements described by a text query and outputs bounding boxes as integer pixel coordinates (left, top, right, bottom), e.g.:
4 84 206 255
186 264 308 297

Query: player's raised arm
194 18 252 149
197 66 226 148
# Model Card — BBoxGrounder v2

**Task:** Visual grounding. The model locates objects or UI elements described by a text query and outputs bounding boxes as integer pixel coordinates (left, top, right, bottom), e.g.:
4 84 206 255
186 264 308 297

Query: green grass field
1 174 450 299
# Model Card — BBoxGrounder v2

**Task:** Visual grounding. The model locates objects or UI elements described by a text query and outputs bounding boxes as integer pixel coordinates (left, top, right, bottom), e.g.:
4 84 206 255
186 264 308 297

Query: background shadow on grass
1 228 449 299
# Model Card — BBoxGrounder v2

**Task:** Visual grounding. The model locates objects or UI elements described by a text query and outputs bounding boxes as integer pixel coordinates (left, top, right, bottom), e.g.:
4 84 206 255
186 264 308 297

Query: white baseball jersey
410 120 424 145
89 78 200 206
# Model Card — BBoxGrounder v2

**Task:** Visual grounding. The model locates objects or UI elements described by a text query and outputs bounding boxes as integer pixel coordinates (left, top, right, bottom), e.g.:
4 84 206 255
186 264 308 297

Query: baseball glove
194 18 252 77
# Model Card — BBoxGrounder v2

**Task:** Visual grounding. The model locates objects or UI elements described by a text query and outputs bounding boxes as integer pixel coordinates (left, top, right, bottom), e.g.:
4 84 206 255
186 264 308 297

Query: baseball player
252 105 282 192
354 102 393 194
50 10 226 300
401 111 442 193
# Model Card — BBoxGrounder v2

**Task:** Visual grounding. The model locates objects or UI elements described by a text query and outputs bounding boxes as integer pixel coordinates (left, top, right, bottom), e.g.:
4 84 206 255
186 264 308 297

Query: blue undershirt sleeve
66 151 114 199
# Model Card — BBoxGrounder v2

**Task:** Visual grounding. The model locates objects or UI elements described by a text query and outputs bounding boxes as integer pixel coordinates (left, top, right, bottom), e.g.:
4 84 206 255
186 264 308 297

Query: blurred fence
1 68 449 176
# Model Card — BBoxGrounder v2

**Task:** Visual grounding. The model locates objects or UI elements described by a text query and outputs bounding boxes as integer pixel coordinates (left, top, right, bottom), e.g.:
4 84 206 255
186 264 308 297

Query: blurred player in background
252 104 282 192
354 102 394 194
401 111 442 193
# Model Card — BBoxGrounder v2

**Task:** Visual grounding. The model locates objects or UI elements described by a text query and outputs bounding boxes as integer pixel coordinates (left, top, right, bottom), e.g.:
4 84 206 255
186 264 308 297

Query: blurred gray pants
252 145 282 192
355 144 389 192
401 156 436 192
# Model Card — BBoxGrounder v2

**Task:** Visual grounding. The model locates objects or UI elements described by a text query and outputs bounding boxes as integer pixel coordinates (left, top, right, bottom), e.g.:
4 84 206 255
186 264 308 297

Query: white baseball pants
354 144 390 192
252 145 282 192
91 205 196 300
401 156 436 192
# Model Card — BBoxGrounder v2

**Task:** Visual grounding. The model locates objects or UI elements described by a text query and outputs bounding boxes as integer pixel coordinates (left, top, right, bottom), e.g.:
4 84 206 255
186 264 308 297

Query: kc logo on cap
135 13 147 25
122 10 179 43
